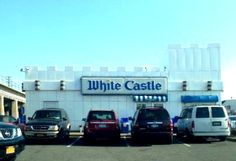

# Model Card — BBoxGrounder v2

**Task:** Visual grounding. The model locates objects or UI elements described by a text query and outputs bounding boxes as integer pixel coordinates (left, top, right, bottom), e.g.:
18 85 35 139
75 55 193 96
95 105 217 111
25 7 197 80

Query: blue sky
0 0 235 99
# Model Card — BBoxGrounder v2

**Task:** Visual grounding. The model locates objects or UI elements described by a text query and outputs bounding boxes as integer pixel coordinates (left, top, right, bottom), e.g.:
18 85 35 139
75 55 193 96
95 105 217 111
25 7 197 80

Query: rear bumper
132 129 173 139
0 136 25 159
24 130 59 139
84 129 120 139
193 131 230 137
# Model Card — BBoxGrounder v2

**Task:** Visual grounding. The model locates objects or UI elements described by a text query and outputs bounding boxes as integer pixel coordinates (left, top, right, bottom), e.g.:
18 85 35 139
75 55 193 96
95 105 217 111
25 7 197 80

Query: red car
0 115 26 132
83 110 120 142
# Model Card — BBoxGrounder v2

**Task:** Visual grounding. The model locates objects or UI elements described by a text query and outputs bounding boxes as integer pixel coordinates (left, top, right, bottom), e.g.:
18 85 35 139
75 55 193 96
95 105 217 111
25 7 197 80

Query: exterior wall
222 99 236 114
167 43 222 116
23 44 223 130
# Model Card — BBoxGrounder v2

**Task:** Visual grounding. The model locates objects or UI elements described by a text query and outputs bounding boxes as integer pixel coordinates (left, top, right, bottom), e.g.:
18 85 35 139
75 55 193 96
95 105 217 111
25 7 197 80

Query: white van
177 105 230 141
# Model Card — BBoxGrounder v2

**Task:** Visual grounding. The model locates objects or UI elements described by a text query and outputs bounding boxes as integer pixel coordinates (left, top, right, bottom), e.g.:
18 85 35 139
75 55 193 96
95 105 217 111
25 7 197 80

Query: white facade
23 44 223 130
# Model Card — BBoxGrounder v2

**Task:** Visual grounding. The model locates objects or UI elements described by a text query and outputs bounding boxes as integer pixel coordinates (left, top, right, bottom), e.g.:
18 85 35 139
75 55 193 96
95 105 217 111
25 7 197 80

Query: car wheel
58 129 69 143
166 134 173 144
83 133 93 143
131 132 140 144
114 133 120 143
176 129 183 138
219 136 226 141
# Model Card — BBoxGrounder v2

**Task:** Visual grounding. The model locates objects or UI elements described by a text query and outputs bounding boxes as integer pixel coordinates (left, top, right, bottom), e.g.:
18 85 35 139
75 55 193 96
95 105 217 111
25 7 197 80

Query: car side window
186 108 192 118
181 109 188 119
196 107 209 118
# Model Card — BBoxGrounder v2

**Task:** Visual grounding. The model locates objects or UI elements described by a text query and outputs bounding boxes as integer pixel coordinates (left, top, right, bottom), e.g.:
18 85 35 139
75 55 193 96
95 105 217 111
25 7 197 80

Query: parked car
130 107 173 144
229 115 236 135
83 110 120 142
24 108 71 141
177 105 230 141
0 122 25 160
0 115 26 132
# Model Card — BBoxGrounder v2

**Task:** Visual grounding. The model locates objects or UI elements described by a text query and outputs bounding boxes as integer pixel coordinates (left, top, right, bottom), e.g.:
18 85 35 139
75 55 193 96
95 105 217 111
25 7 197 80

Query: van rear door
194 107 211 133
210 106 229 132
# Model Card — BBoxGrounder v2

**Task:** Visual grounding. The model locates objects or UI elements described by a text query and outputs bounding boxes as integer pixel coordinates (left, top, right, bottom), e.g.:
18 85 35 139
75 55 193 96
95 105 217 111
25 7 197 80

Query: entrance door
136 103 163 110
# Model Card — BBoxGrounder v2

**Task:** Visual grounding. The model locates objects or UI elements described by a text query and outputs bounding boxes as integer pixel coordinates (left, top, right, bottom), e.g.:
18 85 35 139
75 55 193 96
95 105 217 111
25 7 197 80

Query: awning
181 95 219 103
133 95 168 102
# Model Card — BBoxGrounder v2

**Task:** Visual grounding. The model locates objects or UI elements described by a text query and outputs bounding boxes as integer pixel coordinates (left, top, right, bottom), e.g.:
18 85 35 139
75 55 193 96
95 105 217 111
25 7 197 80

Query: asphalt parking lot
15 135 236 161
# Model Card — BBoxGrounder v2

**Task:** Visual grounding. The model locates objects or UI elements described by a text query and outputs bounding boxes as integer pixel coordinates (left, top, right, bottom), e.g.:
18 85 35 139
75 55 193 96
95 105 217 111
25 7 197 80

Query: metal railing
0 75 22 92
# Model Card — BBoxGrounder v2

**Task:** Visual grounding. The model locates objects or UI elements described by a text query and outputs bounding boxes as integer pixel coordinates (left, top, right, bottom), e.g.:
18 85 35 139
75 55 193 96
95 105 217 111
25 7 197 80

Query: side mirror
63 117 68 121
28 117 32 120
14 118 19 124
128 117 133 121
82 118 86 122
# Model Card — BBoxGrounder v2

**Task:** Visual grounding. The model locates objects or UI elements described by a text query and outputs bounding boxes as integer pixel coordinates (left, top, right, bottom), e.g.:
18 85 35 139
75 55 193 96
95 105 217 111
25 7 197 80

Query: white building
23 44 223 130
222 99 236 114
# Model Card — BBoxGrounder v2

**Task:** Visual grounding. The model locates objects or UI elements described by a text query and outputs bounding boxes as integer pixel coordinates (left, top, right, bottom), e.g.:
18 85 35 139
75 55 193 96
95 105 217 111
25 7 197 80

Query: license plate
6 146 15 154
151 124 159 128
98 124 107 128
212 121 221 126
36 134 45 137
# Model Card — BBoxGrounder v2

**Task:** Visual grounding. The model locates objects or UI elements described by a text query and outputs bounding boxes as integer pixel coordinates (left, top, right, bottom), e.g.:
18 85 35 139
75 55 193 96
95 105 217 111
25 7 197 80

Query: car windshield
32 110 61 120
0 116 16 123
138 109 170 121
88 111 115 120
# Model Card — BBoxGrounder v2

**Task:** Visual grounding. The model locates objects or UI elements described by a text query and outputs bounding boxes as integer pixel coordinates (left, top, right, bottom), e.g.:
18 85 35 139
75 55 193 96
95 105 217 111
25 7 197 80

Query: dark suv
83 110 120 142
24 108 71 141
130 107 173 144
0 122 25 160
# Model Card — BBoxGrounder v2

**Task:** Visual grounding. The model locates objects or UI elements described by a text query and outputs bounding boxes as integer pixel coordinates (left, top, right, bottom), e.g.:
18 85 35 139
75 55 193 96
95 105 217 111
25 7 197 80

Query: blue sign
81 77 167 95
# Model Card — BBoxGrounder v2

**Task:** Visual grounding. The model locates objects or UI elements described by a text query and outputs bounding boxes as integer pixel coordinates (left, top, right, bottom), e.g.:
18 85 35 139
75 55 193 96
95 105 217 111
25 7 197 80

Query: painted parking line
183 143 191 147
123 136 130 147
66 137 81 148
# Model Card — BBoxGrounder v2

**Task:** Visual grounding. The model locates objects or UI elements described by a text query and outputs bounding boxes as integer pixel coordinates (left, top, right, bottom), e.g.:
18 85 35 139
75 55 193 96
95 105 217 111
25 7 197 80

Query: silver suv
24 108 71 142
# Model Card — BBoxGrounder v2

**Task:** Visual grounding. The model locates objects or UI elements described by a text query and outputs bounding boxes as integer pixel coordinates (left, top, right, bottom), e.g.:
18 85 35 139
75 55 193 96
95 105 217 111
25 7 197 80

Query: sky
0 0 235 99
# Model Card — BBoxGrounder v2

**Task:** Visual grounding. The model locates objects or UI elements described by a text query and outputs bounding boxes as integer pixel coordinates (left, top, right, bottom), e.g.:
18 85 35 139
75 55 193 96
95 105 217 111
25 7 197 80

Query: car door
194 107 211 133
210 106 229 132
177 109 188 133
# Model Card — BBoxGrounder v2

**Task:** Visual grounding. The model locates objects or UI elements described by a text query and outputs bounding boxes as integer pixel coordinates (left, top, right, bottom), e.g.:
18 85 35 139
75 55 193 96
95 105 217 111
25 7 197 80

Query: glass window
186 108 193 118
181 109 188 118
211 107 225 118
88 111 115 120
32 110 61 120
196 107 209 118
229 116 236 121
138 109 170 121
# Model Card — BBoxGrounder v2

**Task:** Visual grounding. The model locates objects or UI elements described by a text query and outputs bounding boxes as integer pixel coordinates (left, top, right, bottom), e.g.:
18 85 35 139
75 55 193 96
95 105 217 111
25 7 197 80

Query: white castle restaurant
23 44 223 130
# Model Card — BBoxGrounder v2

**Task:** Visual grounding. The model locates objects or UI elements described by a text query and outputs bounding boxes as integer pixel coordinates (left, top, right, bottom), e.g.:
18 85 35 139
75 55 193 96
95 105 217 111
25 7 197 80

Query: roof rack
183 103 222 108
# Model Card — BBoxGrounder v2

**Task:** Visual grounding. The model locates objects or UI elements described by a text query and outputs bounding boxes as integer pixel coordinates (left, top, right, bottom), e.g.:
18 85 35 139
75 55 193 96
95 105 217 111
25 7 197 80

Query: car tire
166 134 173 144
114 133 121 143
219 136 226 141
131 132 140 144
58 129 69 143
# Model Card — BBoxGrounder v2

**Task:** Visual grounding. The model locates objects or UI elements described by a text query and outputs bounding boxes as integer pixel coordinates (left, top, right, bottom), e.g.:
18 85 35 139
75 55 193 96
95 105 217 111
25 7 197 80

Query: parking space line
66 137 80 148
123 136 130 147
183 143 191 147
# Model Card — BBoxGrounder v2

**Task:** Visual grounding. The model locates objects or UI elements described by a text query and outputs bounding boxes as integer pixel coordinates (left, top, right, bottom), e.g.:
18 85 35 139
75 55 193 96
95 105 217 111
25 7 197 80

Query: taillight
170 120 173 131
228 120 231 128
85 122 89 128
134 123 139 128
192 121 195 129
